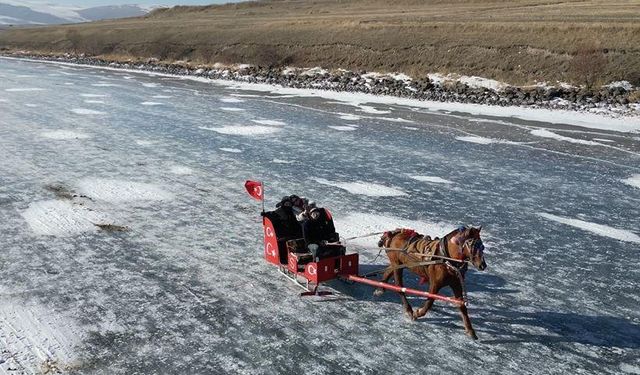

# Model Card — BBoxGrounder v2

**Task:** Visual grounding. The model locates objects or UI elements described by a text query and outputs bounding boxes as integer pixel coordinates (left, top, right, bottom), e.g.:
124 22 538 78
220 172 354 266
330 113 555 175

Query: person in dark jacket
302 207 341 260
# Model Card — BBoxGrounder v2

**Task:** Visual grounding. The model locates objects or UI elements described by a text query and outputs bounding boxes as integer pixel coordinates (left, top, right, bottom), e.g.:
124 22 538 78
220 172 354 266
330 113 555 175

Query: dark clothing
302 208 343 260
302 208 337 246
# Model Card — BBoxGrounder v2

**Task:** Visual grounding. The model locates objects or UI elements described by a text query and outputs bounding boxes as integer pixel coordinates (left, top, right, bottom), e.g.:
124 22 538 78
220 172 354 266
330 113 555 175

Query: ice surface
84 100 104 104
140 101 163 106
41 130 90 140
537 213 640 244
199 125 280 135
152 95 173 99
220 107 245 112
0 302 85 373
2 57 639 375
70 108 106 115
314 178 406 197
76 178 174 203
409 175 453 184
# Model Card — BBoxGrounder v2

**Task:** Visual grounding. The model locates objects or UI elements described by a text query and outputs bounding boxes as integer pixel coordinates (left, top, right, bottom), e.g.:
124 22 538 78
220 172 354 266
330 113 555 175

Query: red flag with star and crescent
244 180 264 201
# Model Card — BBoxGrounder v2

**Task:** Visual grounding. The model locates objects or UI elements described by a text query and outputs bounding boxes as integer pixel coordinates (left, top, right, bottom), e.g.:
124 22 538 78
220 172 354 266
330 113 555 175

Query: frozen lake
1 57 639 374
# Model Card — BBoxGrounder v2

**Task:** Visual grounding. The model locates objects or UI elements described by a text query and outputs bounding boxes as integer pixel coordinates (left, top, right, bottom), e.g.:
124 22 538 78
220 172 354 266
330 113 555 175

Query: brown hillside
1 0 639 85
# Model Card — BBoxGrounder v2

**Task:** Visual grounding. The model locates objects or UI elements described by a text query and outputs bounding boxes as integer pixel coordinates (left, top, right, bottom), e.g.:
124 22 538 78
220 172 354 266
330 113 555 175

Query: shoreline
2 51 640 133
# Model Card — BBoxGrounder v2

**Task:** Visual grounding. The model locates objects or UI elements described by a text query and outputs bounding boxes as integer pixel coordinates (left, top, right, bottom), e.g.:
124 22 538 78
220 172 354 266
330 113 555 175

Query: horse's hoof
467 330 478 340
405 311 416 321
373 288 384 297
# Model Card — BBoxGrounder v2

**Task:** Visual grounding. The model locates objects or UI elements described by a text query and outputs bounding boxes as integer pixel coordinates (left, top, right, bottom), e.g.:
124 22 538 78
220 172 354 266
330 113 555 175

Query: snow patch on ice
456 136 519 145
328 125 357 131
314 178 406 197
140 101 163 106
537 212 640 244
251 119 286 126
272 159 292 164
21 200 106 236
220 107 245 112
70 108 106 115
135 140 156 146
530 129 603 146
80 94 107 98
620 363 640 374
220 97 245 103
152 95 173 99
91 82 119 87
199 125 280 136
24 103 39 108
169 165 193 175
5 88 45 92
76 178 174 203
622 174 640 189
41 130 90 140
220 147 242 153
142 82 159 88
339 114 362 121
358 105 391 115
376 117 415 123
409 175 454 184
0 302 85 373
84 100 104 104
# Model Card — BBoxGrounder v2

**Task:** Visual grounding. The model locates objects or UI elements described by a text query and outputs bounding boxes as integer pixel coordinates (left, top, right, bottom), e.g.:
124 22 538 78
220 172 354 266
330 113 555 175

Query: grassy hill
1 0 639 85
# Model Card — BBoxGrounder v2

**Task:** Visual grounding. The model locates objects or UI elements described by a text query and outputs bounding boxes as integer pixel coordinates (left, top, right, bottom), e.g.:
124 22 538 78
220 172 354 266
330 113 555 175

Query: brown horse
376 226 487 339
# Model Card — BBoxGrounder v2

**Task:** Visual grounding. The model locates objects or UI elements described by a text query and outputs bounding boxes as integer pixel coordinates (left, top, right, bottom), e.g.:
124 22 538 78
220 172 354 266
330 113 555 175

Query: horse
376 226 487 339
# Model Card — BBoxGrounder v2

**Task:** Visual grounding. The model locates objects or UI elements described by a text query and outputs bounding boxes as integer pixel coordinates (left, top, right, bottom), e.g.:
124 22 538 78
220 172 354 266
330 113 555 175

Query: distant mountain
0 2 153 25
0 3 69 25
76 5 148 22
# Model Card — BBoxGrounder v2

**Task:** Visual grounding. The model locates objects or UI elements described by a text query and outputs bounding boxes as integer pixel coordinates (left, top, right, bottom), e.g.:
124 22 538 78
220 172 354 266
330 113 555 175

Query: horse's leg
393 268 414 319
413 282 439 319
451 281 477 340
373 266 394 297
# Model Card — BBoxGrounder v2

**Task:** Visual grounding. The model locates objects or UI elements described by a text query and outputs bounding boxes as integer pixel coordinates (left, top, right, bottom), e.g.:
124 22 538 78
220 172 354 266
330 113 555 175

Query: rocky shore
3 51 639 117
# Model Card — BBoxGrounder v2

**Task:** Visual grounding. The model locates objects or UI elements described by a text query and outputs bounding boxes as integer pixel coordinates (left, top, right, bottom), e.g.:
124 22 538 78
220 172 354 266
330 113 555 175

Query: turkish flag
244 180 264 201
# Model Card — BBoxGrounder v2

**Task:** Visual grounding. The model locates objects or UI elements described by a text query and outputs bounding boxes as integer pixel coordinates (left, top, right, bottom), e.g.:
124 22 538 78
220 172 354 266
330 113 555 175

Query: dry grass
1 0 639 85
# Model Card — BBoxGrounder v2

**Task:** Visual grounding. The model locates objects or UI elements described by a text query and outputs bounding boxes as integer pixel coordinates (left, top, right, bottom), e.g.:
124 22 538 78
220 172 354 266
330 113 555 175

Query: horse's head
454 226 487 271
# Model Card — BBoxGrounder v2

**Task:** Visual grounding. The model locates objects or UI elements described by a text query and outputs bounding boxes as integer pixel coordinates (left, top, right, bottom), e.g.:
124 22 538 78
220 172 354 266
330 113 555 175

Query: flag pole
261 181 265 213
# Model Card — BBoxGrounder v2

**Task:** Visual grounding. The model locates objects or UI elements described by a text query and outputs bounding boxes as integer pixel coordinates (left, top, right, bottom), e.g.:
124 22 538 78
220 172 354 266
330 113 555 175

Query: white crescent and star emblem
307 264 317 276
265 242 276 257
